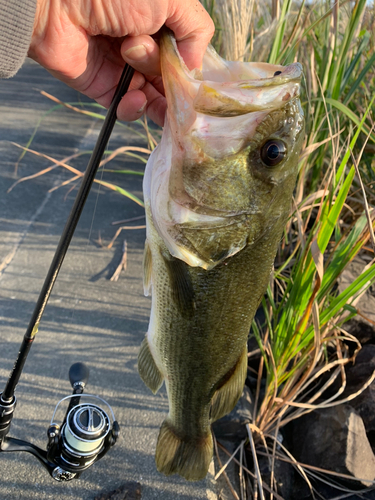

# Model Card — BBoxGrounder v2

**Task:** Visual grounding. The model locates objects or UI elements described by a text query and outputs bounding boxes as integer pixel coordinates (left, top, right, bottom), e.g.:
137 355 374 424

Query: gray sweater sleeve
0 0 37 78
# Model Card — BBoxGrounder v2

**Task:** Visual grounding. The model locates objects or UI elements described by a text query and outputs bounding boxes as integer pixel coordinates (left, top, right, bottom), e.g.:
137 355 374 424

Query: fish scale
138 28 304 481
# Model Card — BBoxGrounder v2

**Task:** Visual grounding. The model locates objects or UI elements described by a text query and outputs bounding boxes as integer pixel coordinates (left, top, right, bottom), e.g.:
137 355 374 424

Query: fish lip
162 30 303 118
167 33 303 87
237 63 304 88
205 63 304 88
200 62 304 88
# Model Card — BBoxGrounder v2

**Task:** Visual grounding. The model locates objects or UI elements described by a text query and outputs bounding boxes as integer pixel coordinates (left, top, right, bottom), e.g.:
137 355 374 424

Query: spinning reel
0 64 134 481
0 362 119 481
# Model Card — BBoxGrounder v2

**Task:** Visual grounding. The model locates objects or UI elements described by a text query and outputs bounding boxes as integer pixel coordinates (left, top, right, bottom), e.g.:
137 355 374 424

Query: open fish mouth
161 31 303 118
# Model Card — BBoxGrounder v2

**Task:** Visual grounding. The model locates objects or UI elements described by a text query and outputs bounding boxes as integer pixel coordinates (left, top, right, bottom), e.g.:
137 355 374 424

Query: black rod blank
2 64 135 401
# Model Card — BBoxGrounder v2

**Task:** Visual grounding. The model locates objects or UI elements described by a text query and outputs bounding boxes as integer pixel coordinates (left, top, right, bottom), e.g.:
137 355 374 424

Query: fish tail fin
138 336 164 394
155 419 213 481
210 346 247 422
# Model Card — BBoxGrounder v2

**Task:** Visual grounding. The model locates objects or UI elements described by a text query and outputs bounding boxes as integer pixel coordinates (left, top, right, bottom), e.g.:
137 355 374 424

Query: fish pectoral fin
155 418 213 481
138 337 163 394
210 346 247 422
161 251 195 317
143 239 152 296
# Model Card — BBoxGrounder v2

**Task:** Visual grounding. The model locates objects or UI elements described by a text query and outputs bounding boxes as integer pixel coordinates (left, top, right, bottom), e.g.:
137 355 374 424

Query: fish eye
260 140 287 167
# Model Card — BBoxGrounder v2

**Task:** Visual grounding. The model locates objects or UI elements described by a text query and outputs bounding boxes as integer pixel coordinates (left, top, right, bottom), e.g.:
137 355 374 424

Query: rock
291 405 375 487
344 345 375 434
257 439 294 500
291 474 375 500
342 318 375 346
213 439 241 500
212 386 254 441
94 482 142 500
338 257 375 345
346 344 375 387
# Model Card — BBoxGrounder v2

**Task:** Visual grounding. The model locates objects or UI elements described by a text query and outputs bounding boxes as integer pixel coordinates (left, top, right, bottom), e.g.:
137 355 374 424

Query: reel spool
64 403 110 457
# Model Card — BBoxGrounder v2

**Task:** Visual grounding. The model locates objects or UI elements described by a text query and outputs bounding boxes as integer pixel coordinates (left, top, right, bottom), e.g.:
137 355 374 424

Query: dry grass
214 0 255 60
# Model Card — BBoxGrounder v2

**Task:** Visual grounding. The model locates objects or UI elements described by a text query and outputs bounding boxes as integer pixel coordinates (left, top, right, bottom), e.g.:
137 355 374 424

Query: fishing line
53 126 107 397
86 164 105 249
66 125 107 323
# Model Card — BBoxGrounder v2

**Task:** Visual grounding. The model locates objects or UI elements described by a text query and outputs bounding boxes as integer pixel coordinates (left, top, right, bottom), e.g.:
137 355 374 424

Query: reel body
0 363 119 481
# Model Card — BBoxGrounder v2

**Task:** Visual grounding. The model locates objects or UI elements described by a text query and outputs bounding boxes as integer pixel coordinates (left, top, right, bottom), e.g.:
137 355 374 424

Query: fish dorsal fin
210 346 247 422
143 239 152 296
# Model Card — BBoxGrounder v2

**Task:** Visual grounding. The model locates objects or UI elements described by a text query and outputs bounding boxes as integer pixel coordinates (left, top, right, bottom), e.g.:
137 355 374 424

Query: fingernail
137 101 147 114
123 44 148 61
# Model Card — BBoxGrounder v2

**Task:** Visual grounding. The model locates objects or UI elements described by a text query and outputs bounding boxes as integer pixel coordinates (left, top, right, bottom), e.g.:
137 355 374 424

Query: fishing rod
0 63 135 482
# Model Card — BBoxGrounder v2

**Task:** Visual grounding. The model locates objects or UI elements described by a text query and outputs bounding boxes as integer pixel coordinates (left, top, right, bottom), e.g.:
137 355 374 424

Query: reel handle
64 363 90 425
69 362 89 390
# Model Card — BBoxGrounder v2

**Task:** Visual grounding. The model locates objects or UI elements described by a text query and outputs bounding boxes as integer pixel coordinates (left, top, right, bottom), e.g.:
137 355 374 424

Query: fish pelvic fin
210 346 247 422
143 239 152 296
138 337 163 394
155 419 213 481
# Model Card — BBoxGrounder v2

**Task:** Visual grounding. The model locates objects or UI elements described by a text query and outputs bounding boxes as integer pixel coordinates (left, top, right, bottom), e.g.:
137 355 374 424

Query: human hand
29 0 214 126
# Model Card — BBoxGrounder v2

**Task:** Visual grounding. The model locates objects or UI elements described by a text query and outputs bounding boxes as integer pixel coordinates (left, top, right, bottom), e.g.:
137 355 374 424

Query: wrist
0 0 37 78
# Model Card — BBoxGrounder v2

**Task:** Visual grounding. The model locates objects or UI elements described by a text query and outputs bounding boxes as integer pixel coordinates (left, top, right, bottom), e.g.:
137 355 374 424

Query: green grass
206 0 375 495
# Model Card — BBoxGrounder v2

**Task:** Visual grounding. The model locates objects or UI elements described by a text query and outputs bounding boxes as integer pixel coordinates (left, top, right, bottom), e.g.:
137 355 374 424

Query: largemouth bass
138 29 304 481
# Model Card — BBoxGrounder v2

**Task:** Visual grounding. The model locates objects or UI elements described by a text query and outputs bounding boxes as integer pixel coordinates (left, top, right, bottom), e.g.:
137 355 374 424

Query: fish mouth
161 30 303 118
236 63 303 87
